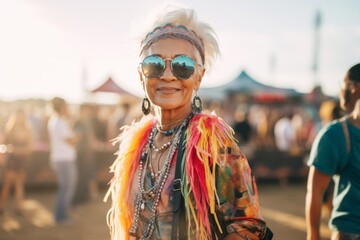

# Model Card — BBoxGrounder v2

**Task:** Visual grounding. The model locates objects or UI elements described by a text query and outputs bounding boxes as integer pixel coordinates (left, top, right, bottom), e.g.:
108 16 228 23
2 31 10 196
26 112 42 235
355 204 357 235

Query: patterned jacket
106 113 269 240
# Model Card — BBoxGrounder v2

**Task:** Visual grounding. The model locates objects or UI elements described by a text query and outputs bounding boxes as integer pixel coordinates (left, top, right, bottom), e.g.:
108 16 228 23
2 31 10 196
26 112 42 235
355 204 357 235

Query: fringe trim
104 115 155 240
183 113 236 239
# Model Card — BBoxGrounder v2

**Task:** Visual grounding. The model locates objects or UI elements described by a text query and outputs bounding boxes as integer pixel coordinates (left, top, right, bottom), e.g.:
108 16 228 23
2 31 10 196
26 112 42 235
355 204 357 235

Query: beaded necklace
147 149 162 179
148 138 172 179
156 125 178 136
156 115 190 136
149 130 172 152
129 113 193 239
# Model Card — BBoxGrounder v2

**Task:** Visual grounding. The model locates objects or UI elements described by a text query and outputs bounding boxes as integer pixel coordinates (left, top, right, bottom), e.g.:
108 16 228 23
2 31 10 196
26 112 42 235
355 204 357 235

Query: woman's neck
155 107 192 131
349 99 360 128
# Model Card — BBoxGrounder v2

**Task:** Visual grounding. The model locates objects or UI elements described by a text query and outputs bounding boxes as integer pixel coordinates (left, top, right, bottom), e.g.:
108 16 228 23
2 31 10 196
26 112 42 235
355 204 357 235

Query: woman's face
339 73 359 113
139 38 204 112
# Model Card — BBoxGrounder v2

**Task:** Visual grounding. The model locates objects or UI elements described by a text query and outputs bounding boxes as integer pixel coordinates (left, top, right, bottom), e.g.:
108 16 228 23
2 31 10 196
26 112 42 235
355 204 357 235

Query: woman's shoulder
189 112 236 144
190 113 234 134
314 119 346 147
116 115 155 141
191 112 229 126
318 119 344 136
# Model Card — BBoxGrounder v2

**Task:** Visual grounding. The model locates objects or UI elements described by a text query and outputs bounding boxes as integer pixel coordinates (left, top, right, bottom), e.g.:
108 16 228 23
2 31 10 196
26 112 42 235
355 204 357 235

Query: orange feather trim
104 115 155 240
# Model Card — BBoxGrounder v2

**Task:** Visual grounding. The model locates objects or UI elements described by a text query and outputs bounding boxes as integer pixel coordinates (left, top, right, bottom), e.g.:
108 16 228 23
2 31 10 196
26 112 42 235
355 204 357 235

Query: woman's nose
160 60 176 81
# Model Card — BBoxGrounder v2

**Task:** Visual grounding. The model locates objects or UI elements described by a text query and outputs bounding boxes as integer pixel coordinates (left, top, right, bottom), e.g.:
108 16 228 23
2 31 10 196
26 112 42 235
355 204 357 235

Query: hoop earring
192 92 202 114
142 97 151 115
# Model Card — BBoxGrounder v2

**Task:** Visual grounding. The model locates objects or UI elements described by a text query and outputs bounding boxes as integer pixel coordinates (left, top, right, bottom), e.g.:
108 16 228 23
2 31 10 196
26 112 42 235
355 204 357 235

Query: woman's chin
154 103 190 112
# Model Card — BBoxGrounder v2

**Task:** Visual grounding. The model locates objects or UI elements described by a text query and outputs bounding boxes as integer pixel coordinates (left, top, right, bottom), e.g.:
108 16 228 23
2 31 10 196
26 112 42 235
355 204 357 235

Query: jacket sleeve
215 146 268 239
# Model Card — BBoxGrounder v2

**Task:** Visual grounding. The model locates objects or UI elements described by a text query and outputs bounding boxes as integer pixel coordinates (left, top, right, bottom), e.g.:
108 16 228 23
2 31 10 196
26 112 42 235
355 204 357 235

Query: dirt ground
0 182 331 240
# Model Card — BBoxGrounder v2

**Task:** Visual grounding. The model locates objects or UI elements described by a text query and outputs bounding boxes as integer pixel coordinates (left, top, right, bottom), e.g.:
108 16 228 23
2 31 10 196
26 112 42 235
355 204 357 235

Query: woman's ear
350 84 359 95
201 67 206 78
138 66 143 81
194 68 205 90
138 67 145 90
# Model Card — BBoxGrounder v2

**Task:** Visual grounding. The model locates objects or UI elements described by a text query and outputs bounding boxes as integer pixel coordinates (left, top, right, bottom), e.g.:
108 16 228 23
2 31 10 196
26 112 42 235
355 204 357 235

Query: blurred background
0 0 359 239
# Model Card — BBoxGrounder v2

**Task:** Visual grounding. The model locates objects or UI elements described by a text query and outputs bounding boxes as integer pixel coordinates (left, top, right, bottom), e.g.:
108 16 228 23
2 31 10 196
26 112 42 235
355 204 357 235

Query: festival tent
91 77 134 95
90 77 140 104
199 70 302 102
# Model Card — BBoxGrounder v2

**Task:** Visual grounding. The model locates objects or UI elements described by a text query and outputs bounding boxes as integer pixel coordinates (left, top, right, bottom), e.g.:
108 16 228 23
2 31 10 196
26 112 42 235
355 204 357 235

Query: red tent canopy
91 77 133 95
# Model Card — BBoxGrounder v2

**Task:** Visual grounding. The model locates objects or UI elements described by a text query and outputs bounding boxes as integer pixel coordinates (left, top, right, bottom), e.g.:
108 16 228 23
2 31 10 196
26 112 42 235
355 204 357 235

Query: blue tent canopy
199 70 301 101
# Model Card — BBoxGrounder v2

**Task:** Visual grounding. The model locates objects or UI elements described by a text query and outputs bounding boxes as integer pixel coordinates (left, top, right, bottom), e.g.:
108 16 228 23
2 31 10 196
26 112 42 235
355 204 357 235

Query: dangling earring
192 92 202 114
142 97 151 115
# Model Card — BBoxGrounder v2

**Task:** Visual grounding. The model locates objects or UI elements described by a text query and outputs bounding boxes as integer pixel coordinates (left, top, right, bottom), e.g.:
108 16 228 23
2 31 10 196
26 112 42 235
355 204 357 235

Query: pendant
141 202 145 211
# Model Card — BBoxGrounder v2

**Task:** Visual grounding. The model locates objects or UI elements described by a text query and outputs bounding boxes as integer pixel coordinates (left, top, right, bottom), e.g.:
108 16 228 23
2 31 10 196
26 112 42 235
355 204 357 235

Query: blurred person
266 108 280 149
73 103 98 205
306 63 360 240
0 108 33 215
273 110 297 186
274 111 296 152
319 100 342 125
26 104 42 143
291 109 304 148
252 106 272 148
233 106 254 160
47 97 77 224
107 102 131 141
105 5 272 240
91 105 110 148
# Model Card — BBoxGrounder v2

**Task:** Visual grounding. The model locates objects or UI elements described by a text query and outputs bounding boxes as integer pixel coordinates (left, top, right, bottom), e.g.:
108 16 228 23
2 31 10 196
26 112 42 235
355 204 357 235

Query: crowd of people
0 86 347 229
0 99 139 223
0 4 359 239
0 90 341 219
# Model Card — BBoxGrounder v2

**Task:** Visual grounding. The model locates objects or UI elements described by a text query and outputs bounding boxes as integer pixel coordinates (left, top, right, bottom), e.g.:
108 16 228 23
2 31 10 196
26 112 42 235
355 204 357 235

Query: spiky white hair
138 5 220 71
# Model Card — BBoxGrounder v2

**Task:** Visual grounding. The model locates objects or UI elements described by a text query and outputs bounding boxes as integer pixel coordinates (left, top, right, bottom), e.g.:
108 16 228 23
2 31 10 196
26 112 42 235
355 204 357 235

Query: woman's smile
156 86 180 94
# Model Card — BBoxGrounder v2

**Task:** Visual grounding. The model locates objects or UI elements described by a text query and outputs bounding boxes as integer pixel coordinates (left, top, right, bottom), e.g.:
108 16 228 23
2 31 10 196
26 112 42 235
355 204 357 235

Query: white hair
138 5 220 71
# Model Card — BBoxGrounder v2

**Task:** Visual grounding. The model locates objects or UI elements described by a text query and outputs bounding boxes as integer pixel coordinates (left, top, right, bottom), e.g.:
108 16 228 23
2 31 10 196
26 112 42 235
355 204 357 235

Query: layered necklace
129 113 193 239
156 117 185 136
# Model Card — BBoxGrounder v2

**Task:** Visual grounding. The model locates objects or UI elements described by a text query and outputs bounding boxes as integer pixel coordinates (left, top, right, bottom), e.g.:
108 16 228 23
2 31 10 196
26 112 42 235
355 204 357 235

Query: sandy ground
0 182 331 240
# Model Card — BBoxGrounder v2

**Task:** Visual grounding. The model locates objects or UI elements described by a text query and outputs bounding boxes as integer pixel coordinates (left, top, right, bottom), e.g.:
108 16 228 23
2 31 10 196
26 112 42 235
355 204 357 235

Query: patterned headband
140 24 205 64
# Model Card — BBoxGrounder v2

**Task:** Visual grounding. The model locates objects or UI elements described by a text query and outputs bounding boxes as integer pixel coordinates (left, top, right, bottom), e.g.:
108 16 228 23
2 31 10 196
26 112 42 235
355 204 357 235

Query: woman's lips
156 87 179 94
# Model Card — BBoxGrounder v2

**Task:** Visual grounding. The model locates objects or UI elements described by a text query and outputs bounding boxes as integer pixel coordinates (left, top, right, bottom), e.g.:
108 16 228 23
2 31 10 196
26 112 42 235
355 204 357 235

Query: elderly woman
106 6 272 240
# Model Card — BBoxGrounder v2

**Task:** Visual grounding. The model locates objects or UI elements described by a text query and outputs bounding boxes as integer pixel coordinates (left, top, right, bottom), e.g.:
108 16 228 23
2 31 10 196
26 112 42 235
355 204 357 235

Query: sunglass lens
142 55 165 78
171 56 195 80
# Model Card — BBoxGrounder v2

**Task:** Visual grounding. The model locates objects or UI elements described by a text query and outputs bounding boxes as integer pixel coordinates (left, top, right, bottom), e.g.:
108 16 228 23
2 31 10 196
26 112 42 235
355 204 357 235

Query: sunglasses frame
140 55 202 80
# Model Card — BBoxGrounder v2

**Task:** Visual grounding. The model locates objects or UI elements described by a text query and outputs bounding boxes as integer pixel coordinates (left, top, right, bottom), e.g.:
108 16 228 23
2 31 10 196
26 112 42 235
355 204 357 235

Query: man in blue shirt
306 63 360 240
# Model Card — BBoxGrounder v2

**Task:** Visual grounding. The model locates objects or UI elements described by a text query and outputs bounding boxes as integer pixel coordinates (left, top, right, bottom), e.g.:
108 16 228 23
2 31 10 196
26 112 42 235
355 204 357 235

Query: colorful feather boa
183 113 236 239
105 115 155 240
105 113 236 240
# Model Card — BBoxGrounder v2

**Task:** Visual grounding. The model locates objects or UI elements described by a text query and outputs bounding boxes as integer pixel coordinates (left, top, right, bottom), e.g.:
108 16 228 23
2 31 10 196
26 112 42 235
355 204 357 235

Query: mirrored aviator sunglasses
141 55 199 80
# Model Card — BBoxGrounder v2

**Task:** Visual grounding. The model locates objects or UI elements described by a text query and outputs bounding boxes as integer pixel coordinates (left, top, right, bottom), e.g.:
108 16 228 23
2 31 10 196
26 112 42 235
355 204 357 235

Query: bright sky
1 0 360 103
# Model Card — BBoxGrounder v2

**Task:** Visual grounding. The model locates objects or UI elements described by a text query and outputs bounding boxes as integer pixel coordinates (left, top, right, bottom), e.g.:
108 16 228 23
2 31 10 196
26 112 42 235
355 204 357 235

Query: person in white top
47 97 77 224
274 112 296 152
